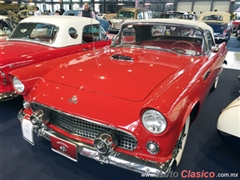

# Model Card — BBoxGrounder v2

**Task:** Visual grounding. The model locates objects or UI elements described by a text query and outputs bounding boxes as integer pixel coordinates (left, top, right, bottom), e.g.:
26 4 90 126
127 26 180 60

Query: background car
217 76 240 151
0 15 16 41
0 16 111 101
232 19 240 34
9 19 227 177
158 11 197 20
108 8 152 34
198 11 232 44
63 9 110 32
237 29 240 40
97 13 116 20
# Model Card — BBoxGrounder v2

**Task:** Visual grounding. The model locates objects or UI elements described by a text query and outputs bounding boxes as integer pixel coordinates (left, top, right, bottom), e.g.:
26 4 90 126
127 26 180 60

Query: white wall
212 1 230 13
177 2 192 12
193 1 211 17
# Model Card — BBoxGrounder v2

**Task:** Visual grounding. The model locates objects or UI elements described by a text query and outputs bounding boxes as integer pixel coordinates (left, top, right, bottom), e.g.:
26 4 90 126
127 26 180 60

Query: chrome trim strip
0 91 18 101
30 102 138 150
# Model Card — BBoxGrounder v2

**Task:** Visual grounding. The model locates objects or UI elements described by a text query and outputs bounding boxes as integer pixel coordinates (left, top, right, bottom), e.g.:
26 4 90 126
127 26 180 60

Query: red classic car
9 19 228 177
0 16 111 100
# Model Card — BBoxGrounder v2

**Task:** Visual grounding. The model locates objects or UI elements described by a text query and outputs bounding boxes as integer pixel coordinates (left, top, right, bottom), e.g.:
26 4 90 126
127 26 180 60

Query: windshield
114 23 204 56
9 22 59 44
159 13 185 19
202 15 223 21
116 11 135 19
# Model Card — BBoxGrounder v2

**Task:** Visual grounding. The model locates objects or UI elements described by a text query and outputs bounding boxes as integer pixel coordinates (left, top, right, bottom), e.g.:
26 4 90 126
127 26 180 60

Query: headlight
142 109 167 134
13 77 25 93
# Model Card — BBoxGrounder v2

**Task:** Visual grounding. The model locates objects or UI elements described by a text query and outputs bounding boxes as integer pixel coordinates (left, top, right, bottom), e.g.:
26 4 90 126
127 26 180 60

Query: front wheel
172 116 190 166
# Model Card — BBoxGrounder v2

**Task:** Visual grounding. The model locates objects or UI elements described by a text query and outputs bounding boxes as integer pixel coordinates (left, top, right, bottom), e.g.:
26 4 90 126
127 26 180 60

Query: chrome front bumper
215 35 229 41
18 109 174 177
0 91 18 101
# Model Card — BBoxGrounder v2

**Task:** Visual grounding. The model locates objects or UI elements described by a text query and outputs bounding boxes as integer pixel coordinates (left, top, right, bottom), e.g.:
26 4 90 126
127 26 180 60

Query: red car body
10 19 227 177
232 20 240 33
0 16 111 101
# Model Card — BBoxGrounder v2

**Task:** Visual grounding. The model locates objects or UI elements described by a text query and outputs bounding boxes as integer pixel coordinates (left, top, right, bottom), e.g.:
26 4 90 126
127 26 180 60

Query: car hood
0 41 51 65
45 47 194 101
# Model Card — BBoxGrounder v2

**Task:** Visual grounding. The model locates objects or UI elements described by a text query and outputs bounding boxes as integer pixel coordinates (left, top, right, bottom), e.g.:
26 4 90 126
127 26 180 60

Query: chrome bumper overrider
18 109 174 177
0 91 18 101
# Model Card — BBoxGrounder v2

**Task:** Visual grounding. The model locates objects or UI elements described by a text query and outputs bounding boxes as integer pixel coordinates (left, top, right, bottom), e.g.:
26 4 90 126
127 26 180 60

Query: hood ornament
68 95 78 104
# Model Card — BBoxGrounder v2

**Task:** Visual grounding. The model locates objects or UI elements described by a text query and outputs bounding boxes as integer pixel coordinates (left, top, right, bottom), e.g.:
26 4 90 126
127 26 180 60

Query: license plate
50 135 78 162
21 117 34 145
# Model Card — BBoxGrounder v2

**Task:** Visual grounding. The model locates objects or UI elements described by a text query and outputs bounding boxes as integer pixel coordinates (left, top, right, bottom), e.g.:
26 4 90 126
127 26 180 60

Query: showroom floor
225 51 240 70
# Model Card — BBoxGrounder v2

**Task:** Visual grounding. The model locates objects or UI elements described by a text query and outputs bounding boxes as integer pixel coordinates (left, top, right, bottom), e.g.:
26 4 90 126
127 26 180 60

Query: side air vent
111 54 134 61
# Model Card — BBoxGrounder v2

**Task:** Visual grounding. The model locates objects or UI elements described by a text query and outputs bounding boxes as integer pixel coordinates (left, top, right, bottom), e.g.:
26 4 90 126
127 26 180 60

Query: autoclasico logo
181 170 215 178
141 170 239 178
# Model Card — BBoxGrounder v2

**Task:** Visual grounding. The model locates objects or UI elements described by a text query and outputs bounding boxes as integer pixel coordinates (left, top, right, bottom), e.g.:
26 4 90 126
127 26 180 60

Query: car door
201 30 227 92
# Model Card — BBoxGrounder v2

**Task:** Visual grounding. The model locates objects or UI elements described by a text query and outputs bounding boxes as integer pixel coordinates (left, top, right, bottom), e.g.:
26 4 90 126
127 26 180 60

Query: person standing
82 3 96 19
34 7 41 16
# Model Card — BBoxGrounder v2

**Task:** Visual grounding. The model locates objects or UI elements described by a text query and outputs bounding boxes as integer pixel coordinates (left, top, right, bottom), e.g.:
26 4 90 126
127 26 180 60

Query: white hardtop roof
124 18 213 31
0 15 9 20
122 18 215 42
16 16 100 48
199 11 230 16
20 16 99 26
198 11 230 23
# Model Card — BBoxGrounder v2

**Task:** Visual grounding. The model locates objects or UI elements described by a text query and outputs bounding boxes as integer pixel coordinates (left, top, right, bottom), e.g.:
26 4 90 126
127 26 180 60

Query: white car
217 76 240 150
108 8 152 34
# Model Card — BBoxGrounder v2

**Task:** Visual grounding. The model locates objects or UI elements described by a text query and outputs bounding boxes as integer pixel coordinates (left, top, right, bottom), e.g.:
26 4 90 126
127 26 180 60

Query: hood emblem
68 95 78 104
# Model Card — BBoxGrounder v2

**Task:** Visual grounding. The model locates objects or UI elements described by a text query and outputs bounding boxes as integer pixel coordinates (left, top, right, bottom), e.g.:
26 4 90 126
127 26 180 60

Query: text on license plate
50 135 78 162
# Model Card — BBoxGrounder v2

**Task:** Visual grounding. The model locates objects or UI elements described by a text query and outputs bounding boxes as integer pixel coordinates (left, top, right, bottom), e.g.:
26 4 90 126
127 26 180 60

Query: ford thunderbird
9 19 228 177
0 16 111 101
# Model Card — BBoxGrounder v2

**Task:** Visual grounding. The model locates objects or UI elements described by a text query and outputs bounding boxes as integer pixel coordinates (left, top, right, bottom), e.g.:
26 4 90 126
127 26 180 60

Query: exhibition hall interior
1 0 240 179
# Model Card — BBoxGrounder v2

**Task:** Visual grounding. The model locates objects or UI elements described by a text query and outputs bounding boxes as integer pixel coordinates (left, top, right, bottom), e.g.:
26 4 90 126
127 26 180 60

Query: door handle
203 70 211 81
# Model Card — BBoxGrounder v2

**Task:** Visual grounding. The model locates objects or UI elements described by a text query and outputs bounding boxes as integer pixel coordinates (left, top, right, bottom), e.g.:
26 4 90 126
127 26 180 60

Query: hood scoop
111 54 134 62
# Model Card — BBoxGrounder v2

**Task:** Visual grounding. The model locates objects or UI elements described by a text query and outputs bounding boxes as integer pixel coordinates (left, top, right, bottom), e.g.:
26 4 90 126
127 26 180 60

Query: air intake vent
111 54 134 61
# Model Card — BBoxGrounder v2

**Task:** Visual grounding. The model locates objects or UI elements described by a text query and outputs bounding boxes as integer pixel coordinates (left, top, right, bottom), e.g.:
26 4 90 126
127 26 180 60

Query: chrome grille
31 103 137 150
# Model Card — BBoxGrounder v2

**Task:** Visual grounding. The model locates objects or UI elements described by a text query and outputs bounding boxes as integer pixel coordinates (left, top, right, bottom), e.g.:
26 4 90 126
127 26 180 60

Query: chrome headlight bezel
13 77 25 93
142 109 167 134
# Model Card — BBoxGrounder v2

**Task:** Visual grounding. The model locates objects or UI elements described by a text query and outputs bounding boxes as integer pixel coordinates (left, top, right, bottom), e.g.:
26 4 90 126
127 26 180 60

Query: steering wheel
170 40 198 55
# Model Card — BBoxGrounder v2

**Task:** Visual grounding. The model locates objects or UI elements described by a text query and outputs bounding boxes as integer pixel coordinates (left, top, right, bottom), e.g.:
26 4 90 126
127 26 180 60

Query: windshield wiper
143 46 178 54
